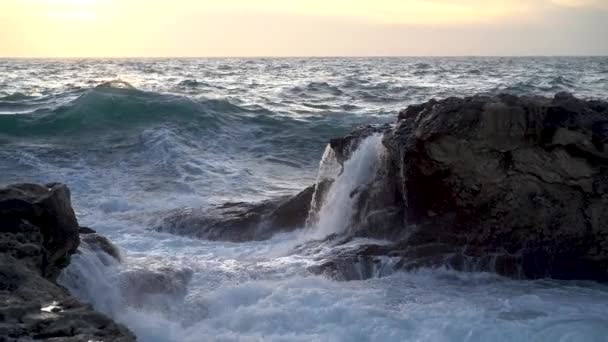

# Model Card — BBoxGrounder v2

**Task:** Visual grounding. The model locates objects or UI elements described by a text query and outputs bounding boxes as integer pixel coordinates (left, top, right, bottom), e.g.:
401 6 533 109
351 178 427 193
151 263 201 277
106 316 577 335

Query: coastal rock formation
157 184 319 242
81 231 122 263
0 183 135 341
0 183 80 280
322 92 608 281
155 92 608 282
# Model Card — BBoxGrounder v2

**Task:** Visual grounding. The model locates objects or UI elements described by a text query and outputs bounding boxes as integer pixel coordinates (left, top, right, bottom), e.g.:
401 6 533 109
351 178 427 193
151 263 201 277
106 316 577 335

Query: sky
0 0 607 57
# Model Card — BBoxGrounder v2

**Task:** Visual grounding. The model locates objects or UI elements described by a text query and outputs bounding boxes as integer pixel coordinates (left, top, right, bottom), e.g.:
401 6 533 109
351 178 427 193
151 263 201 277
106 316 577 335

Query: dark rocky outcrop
0 183 135 341
153 92 608 282
324 92 608 281
0 183 80 280
156 184 319 242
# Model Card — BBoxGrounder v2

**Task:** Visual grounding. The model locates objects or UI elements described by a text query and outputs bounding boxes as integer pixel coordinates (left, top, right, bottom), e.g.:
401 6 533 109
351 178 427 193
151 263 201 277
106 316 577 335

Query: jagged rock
157 184 319 242
0 183 135 341
327 92 608 281
0 183 79 280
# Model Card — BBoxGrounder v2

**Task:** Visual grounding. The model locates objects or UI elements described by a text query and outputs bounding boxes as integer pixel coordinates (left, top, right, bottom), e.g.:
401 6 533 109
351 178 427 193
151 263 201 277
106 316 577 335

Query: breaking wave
4 57 608 342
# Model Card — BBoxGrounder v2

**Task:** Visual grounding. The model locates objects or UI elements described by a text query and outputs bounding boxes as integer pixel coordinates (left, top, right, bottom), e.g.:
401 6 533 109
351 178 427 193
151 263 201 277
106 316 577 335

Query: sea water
1 57 608 341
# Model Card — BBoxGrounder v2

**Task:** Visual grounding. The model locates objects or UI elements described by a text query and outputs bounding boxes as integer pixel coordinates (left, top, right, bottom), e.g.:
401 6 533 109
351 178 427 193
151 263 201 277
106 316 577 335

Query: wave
0 81 392 141
549 76 575 87
289 82 344 97
0 82 390 194
0 82 277 138
0 92 37 101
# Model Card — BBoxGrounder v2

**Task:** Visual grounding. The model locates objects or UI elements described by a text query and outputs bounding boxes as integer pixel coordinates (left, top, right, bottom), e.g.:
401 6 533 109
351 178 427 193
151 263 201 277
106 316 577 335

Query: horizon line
1 54 607 59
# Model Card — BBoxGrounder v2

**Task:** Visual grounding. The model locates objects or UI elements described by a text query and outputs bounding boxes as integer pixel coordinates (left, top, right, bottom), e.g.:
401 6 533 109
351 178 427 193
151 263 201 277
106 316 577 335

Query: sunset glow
1 0 607 57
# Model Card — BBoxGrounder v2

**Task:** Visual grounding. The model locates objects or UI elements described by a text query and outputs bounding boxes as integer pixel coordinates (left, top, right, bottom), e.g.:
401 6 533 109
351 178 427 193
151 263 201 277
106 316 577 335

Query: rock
307 242 397 280
78 226 97 235
326 93 608 281
118 267 192 313
81 233 122 262
329 124 391 165
321 127 405 240
0 183 79 280
0 183 135 341
157 184 318 242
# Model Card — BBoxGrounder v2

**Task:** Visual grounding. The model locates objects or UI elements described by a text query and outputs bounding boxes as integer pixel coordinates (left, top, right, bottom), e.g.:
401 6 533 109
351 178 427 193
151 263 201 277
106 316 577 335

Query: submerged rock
306 240 397 281
0 183 135 341
118 266 193 313
325 92 608 281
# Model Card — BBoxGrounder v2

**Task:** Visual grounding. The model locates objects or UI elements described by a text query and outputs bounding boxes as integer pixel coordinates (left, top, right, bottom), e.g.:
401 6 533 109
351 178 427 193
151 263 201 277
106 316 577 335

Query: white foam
54 129 608 342
312 134 386 238
6 58 608 342
62 251 608 342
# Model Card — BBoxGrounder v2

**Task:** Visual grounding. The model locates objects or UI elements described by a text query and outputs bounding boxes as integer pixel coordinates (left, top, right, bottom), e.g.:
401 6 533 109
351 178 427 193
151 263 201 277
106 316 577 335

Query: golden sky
1 0 607 57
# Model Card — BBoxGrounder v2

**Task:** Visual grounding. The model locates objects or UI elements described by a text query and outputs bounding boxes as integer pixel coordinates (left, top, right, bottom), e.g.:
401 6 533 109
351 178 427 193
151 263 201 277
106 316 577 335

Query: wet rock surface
156 184 318 242
0 183 135 341
155 93 608 282
303 236 397 281
327 93 608 281
329 124 392 165
81 233 122 263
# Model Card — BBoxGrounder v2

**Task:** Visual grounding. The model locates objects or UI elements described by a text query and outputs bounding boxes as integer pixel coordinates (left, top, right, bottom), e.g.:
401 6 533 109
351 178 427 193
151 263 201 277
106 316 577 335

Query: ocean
1 57 608 341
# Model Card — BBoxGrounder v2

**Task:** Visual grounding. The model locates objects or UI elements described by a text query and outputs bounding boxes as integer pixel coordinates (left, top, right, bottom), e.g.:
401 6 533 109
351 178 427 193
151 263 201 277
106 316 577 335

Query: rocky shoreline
2 92 607 340
159 92 608 282
0 183 135 341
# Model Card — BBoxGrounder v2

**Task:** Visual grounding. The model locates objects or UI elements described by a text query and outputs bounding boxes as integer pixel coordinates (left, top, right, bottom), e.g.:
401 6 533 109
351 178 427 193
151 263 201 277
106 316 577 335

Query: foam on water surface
58 129 608 342
61 239 608 342
4 57 608 341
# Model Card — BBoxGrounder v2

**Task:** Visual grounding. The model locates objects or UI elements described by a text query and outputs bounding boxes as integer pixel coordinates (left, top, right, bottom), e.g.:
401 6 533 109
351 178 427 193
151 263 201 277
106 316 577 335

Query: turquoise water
1 57 608 341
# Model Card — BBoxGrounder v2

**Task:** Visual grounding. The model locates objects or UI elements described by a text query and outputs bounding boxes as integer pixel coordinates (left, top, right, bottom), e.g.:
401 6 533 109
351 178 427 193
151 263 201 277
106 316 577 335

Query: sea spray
305 143 340 227
311 134 386 238
58 239 194 341
9 58 608 342
58 240 123 316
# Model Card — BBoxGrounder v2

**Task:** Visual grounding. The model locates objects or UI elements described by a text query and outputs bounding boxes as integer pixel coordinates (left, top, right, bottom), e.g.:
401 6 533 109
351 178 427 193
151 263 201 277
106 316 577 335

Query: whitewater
1 57 608 341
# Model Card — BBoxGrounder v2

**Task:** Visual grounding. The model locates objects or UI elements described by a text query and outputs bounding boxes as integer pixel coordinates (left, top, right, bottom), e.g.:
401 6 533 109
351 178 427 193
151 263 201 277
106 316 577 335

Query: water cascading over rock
308 134 387 238
155 92 608 282
303 132 406 280
318 92 608 282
